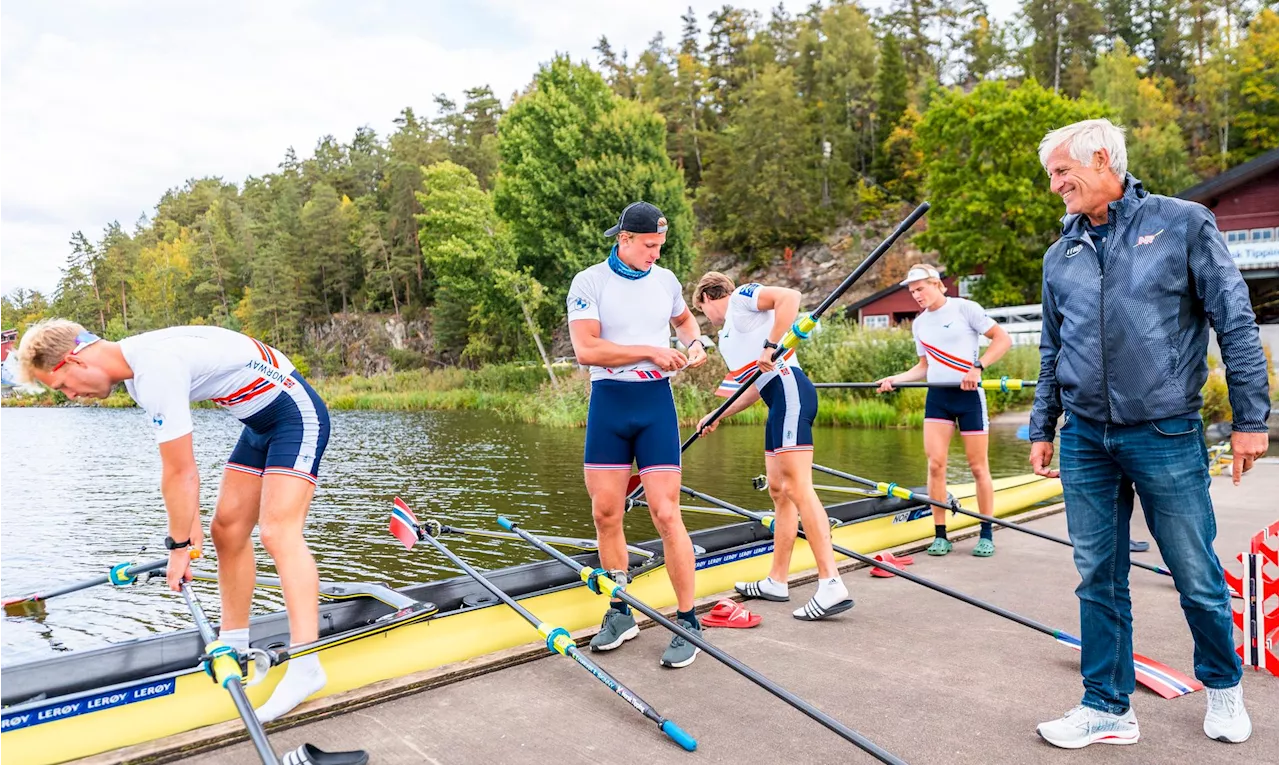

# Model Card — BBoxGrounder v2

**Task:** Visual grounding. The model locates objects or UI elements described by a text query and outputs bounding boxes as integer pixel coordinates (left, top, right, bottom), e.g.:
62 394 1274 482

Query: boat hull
1 474 1060 764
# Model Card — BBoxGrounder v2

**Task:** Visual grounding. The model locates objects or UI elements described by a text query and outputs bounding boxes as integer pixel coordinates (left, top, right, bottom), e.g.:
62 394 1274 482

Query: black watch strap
763 339 780 350
165 536 192 551
973 360 985 371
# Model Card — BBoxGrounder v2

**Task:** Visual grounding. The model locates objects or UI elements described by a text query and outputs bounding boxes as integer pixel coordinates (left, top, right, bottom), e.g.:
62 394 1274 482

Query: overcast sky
1 0 1019 296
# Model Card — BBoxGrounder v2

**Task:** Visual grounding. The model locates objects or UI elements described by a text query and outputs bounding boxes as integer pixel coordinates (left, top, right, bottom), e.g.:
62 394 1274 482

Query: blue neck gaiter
607 244 650 280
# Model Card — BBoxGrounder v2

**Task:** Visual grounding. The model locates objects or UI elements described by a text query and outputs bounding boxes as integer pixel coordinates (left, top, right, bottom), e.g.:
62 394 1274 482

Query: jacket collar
1059 174 1147 243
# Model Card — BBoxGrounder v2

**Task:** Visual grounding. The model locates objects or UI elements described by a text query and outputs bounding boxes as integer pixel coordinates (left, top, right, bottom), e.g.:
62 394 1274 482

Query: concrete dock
164 463 1277 763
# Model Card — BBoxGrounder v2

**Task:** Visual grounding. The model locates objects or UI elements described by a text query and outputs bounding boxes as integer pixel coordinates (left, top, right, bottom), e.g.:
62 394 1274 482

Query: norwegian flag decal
391 497 420 550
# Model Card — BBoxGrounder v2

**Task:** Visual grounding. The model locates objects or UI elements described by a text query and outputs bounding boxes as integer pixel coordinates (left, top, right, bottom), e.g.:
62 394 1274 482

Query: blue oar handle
661 720 698 752
497 516 516 531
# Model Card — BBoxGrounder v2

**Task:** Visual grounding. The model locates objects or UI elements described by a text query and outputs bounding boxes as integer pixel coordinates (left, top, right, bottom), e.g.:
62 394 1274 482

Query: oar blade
3 598 46 617
1055 633 1201 698
390 497 420 550
627 473 643 495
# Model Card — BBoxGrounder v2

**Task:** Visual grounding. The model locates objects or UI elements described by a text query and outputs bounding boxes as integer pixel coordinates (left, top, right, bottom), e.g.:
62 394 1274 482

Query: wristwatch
973 360 986 371
164 536 192 551
762 339 780 350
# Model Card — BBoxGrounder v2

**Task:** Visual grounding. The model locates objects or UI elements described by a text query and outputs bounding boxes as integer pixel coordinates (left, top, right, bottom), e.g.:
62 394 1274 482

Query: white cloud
1 0 1019 297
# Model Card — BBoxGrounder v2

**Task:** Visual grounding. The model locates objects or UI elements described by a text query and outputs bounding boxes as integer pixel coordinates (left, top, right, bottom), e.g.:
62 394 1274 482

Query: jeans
1059 412 1241 714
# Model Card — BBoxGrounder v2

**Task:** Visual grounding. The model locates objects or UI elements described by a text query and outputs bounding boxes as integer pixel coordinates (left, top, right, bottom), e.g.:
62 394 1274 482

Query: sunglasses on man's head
50 333 101 372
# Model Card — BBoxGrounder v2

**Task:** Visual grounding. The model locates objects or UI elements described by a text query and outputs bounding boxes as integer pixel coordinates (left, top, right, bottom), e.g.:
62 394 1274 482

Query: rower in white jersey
15 321 331 723
692 272 853 621
567 201 709 668
877 264 1013 557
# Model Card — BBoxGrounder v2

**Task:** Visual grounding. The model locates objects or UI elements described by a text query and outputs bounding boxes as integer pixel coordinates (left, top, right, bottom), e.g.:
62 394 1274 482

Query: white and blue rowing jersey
567 260 688 382
118 326 299 443
911 298 996 384
715 283 799 397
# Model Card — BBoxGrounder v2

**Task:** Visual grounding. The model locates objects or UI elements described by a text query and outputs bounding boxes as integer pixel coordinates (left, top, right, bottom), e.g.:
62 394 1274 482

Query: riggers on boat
0 473 1061 765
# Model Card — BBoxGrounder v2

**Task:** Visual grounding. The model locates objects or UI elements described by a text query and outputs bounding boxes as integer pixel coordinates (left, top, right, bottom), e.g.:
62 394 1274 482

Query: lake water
0 407 1039 665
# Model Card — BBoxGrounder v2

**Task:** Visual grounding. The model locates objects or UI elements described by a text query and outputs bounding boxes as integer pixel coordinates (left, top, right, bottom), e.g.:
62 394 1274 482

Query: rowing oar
389 500 697 752
497 516 909 764
180 571 368 765
676 485 1201 700
813 378 1035 391
3 555 170 614
810 464 1173 578
625 201 931 502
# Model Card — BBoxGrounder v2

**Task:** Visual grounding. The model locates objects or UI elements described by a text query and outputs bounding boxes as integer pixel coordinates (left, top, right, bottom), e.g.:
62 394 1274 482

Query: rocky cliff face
687 210 930 314
304 313 432 377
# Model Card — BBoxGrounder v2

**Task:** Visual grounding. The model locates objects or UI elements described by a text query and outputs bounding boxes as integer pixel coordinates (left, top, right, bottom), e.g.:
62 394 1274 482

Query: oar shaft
678 486 1060 640
812 380 1035 391
180 583 281 765
813 464 950 511
629 202 930 502
815 467 1173 578
414 525 693 750
4 557 169 606
498 517 908 765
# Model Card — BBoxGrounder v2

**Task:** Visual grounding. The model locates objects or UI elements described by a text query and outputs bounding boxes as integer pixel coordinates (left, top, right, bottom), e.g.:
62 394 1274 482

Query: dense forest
4 0 1276 370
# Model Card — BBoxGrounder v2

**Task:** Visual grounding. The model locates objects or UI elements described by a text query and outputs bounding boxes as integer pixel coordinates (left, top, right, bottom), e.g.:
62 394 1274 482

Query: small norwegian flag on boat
390 497 421 550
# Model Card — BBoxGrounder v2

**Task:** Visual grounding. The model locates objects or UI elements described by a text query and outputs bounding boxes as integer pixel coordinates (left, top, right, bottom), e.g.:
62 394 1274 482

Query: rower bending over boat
14 321 330 723
567 201 708 668
692 273 853 621
876 265 1011 557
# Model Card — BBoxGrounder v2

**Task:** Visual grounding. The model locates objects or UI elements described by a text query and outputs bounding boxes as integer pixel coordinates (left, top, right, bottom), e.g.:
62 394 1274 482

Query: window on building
862 315 889 329
1249 228 1276 242
1226 230 1250 244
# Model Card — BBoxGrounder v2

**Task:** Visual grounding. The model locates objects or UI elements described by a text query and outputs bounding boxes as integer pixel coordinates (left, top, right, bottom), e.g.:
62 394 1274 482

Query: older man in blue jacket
1028 119 1271 750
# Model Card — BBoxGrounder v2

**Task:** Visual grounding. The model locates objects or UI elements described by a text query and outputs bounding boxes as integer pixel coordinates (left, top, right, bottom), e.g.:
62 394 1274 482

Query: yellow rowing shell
3 474 1060 765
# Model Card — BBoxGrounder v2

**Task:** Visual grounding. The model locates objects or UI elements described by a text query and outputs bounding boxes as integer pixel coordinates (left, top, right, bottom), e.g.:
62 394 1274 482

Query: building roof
844 273 959 315
1178 150 1279 204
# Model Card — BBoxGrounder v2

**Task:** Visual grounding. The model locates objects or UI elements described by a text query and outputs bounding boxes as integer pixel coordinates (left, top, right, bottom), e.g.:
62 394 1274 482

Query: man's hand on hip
1230 430 1269 485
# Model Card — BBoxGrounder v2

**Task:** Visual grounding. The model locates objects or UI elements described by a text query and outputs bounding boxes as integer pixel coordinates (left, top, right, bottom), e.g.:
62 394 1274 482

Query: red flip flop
870 551 914 578
702 598 762 628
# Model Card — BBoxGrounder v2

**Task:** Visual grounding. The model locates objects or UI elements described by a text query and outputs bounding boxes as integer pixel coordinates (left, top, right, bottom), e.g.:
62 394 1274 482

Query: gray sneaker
590 608 639 652
660 617 702 668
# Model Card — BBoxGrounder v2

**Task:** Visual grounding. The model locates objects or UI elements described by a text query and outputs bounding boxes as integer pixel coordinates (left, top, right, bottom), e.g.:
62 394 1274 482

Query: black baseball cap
603 201 668 237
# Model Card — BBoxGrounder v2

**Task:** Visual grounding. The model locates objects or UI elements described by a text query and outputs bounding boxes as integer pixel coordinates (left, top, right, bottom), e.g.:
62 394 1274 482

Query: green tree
1019 0 1105 96
698 65 828 252
301 183 362 313
494 56 693 294
873 33 910 184
1233 8 1279 161
1087 40 1196 193
916 79 1104 305
417 161 527 363
434 87 504 189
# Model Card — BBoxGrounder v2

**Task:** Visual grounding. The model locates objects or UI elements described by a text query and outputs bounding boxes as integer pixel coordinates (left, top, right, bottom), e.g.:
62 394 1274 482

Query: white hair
1038 119 1128 179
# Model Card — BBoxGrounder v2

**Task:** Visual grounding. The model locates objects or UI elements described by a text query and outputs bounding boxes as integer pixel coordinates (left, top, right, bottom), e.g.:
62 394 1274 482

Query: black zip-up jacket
1029 175 1271 442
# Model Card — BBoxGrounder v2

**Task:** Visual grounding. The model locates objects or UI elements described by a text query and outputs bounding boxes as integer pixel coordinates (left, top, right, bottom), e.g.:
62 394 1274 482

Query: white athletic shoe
1037 705 1140 749
1204 684 1251 743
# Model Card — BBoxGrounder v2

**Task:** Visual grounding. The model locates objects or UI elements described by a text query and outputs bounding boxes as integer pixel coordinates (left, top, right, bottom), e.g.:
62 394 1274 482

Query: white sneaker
1204 684 1251 743
1037 705 1140 749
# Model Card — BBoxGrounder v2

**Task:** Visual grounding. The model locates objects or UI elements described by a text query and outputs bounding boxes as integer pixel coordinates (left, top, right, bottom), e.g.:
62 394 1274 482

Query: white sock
255 652 326 723
813 577 849 609
756 576 788 597
219 628 250 653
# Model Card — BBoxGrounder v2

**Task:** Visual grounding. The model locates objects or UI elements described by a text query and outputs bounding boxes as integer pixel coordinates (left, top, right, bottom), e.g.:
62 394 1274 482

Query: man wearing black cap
567 201 708 668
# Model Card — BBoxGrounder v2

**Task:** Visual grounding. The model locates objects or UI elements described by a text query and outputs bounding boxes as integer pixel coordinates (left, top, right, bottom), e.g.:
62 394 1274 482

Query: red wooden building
1178 149 1278 324
1 329 16 362
846 275 962 328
